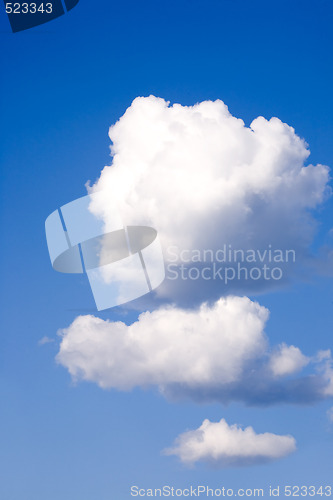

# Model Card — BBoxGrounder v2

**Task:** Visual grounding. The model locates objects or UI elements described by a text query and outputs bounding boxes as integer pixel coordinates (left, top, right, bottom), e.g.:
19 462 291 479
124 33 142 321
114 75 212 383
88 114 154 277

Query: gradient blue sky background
1 1 333 499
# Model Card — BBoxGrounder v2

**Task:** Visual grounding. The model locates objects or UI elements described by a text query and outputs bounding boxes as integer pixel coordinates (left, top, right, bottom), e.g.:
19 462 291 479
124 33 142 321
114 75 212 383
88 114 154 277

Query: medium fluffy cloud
57 296 268 390
56 296 333 406
88 96 330 301
164 419 296 467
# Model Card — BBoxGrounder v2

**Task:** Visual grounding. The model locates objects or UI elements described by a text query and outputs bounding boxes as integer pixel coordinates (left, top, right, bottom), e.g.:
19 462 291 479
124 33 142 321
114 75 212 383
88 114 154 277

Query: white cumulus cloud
88 96 330 302
164 418 296 467
56 296 333 406
57 296 268 390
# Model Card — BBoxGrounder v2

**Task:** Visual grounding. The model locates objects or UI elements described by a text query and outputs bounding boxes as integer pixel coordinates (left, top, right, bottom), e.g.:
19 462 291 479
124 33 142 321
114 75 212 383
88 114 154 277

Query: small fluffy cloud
56 296 333 406
269 343 309 377
88 96 330 301
164 418 296 467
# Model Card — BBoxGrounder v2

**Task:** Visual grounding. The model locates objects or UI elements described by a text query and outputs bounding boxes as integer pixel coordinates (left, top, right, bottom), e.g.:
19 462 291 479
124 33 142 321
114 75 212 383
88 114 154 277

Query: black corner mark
3 0 80 33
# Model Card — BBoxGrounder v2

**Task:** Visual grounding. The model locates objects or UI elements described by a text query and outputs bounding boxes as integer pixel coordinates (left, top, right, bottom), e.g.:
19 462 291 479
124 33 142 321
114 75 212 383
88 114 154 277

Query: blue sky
1 1 333 499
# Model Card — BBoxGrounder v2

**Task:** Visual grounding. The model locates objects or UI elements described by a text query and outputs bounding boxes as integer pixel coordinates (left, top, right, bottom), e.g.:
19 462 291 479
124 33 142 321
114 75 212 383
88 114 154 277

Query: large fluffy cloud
88 96 330 302
164 418 296 467
56 296 333 406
